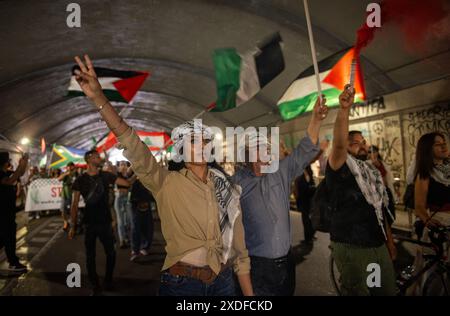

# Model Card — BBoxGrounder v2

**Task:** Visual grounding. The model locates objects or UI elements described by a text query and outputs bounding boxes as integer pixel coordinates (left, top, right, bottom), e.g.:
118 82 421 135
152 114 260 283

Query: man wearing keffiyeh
326 84 397 296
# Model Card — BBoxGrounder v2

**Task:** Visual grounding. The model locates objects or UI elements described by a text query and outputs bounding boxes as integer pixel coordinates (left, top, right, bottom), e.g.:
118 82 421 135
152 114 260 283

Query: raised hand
312 95 329 121
74 55 105 103
339 84 355 109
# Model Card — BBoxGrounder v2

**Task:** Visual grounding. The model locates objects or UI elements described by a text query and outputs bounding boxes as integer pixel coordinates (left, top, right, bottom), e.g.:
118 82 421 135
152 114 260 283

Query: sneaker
139 249 149 256
8 262 28 273
130 251 139 262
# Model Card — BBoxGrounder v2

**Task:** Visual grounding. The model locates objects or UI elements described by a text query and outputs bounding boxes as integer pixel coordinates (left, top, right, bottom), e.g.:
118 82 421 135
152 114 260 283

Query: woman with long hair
414 132 450 227
411 132 449 295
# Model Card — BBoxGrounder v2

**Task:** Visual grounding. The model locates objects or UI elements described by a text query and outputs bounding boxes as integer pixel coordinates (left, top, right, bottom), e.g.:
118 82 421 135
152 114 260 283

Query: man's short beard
355 151 368 161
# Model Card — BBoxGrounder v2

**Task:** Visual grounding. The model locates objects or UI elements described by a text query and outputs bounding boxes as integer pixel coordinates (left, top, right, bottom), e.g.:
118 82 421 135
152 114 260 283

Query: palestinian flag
50 145 86 169
96 131 172 153
212 32 285 112
277 47 366 120
68 66 150 103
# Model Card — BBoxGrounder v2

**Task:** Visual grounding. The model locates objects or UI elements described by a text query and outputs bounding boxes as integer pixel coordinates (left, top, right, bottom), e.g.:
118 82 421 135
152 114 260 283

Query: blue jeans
114 192 130 244
159 267 236 296
130 203 154 253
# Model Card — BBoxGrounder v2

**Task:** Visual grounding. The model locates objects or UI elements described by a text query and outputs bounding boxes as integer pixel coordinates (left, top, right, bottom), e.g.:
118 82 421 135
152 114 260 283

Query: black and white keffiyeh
209 168 242 263
171 120 214 162
431 160 450 187
346 155 394 239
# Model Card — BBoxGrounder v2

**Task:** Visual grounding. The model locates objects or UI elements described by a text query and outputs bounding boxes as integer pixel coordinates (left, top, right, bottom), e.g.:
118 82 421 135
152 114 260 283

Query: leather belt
168 262 224 285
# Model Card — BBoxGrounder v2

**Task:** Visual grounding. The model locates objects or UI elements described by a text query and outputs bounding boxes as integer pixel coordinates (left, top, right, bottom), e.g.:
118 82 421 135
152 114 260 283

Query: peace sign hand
74 55 106 103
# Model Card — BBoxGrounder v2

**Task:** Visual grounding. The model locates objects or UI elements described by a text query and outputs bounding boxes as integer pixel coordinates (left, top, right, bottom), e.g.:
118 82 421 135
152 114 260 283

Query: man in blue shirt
232 97 328 295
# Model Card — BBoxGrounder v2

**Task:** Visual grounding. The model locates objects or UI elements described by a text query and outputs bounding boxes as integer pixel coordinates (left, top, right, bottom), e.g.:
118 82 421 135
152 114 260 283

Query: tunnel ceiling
1 0 449 149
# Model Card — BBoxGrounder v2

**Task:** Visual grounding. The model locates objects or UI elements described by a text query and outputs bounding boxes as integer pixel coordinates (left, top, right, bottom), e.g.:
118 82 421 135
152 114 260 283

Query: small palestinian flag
212 32 285 112
68 66 149 103
277 47 366 120
50 145 86 169
96 131 172 153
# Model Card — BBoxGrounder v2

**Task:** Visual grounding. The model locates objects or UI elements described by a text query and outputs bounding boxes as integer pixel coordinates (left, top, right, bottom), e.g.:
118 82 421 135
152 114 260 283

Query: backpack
310 178 336 233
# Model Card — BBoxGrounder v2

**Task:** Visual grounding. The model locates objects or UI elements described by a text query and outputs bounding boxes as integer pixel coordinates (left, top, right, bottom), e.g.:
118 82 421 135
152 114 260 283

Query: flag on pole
96 131 172 153
212 32 285 112
50 145 87 169
277 47 366 120
68 66 150 103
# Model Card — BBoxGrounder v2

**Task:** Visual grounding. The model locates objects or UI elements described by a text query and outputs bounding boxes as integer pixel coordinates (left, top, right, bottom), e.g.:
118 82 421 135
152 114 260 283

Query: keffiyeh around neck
209 168 241 263
431 160 450 186
346 155 393 239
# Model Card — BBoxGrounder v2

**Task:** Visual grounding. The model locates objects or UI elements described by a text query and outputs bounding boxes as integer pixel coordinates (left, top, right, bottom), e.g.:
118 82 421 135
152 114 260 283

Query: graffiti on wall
368 116 404 178
350 96 386 118
402 104 450 162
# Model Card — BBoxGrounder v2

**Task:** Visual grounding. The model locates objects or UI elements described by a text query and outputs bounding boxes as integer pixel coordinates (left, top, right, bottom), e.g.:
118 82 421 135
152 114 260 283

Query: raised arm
278 97 327 183
306 95 328 144
73 55 168 194
328 85 355 171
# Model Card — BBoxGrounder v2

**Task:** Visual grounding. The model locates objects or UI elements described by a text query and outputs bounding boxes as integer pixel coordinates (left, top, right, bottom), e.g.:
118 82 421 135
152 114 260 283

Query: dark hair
67 162 75 167
84 149 98 163
415 132 445 179
348 130 362 141
168 160 233 184
369 145 382 161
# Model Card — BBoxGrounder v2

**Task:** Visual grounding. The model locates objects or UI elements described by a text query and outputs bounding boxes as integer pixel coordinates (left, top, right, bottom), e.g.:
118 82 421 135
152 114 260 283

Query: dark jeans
84 223 116 287
159 266 236 296
250 251 295 296
0 213 20 265
130 204 154 253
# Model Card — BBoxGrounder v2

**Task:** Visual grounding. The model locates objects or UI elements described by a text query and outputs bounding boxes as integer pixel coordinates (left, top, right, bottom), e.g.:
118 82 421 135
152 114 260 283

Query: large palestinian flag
50 145 87 169
96 131 172 153
212 32 285 112
277 47 366 120
68 66 149 103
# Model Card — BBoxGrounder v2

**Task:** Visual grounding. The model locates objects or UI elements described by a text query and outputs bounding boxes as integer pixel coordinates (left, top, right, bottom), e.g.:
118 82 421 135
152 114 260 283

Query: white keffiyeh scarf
346 155 394 239
209 168 242 263
431 160 450 187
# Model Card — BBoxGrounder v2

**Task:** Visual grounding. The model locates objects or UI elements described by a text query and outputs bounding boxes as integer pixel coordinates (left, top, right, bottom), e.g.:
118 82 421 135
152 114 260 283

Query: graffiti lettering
350 97 385 118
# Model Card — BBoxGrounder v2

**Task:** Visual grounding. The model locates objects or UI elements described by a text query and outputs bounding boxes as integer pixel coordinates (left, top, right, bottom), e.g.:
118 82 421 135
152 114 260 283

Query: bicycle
329 225 450 296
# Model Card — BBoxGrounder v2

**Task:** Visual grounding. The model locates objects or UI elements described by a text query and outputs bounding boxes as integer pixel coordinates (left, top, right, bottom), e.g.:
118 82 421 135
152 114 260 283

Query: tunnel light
20 137 30 145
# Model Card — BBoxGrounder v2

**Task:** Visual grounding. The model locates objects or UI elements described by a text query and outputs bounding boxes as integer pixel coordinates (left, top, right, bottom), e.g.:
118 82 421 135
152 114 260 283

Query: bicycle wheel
422 269 450 296
329 255 341 296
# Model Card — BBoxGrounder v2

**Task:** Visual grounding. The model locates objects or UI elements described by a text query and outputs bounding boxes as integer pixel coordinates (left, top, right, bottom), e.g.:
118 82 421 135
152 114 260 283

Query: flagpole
303 0 322 101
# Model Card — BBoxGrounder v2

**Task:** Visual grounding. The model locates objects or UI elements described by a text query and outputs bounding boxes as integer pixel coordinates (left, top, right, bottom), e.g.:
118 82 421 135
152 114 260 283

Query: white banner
25 178 84 212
